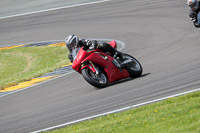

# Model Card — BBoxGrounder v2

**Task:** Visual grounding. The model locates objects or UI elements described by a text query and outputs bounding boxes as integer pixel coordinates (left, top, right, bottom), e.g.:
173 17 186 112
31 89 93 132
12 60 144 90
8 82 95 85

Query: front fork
89 61 100 74
81 61 100 75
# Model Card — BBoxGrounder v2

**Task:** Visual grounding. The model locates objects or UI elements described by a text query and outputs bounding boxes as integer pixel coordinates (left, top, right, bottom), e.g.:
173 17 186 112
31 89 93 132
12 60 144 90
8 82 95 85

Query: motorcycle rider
187 0 200 27
65 34 124 68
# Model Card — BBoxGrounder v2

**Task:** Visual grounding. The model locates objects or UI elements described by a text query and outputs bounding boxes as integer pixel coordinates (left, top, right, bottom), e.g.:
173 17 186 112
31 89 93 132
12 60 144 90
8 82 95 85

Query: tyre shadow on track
96 73 150 90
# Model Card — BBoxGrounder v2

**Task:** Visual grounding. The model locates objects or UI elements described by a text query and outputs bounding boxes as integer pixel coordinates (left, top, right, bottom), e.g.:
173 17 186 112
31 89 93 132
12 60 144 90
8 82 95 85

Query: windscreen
72 47 81 60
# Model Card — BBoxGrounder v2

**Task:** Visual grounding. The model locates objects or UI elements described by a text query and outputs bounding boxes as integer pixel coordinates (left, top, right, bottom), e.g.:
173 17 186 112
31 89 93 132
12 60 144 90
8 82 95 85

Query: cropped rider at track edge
187 0 200 27
65 34 124 68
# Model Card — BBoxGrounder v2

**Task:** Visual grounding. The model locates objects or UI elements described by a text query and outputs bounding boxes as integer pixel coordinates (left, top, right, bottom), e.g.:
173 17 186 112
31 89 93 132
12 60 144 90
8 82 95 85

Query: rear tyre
82 67 108 88
124 54 143 78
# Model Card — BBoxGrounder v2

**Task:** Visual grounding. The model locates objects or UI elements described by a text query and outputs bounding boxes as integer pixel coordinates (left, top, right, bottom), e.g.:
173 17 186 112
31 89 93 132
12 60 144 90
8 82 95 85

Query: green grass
0 46 70 89
46 91 200 133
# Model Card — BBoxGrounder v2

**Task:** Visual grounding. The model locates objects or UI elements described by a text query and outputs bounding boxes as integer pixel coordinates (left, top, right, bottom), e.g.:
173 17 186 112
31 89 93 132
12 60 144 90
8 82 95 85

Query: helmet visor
66 37 77 50
67 43 76 51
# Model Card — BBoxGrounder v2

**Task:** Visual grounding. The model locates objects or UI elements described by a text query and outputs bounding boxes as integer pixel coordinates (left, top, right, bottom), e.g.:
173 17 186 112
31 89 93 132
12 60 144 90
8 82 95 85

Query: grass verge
46 91 200 133
0 45 70 89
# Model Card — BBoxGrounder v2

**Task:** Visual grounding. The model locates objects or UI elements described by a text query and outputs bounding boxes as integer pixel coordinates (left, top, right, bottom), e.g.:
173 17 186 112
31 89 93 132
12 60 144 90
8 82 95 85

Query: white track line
0 0 111 20
31 88 200 133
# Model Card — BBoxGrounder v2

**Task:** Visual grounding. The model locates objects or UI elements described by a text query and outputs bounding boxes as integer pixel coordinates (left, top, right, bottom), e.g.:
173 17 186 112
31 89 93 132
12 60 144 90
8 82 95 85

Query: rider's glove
85 40 98 50
90 41 98 50
85 40 92 47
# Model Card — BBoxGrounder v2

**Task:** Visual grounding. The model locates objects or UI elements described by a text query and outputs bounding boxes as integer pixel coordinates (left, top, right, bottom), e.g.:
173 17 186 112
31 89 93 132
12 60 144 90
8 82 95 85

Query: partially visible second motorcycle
190 13 200 28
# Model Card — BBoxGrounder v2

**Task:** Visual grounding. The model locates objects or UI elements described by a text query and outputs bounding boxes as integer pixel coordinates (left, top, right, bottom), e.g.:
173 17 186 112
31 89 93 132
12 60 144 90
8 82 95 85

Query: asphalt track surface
0 0 200 132
0 0 98 18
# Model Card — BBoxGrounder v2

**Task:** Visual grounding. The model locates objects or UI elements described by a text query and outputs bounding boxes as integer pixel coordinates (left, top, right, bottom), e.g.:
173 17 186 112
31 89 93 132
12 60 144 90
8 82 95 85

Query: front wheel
194 21 200 28
82 67 108 88
124 54 143 78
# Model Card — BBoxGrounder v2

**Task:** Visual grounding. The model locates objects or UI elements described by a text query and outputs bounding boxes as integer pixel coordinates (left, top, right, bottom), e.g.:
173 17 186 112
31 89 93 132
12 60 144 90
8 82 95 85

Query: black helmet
65 34 79 51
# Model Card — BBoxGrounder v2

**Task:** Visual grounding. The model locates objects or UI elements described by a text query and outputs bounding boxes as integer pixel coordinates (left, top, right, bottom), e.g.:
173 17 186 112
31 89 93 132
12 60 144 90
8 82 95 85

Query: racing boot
112 51 126 71
113 51 125 61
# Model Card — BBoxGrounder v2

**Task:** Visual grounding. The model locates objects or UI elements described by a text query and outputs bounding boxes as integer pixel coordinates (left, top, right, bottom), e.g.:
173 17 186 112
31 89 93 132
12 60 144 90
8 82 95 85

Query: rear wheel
124 54 143 78
82 67 108 88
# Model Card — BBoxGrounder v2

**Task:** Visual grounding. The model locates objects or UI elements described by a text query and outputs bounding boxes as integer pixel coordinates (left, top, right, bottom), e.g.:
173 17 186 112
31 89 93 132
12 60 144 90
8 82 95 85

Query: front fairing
72 47 109 72
72 47 90 71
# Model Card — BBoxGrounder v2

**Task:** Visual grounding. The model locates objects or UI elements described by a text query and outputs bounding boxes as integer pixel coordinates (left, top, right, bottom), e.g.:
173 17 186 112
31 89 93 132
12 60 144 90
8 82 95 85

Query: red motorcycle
72 40 142 88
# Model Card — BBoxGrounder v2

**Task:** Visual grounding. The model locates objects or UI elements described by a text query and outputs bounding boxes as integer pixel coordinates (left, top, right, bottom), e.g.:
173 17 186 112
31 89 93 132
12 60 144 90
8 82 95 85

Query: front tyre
124 54 143 78
82 68 108 88
194 21 200 28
